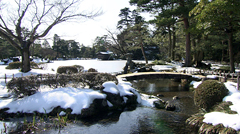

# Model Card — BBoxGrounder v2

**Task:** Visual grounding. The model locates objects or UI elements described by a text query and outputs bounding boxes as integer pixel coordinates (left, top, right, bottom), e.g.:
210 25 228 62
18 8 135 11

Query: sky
47 0 137 46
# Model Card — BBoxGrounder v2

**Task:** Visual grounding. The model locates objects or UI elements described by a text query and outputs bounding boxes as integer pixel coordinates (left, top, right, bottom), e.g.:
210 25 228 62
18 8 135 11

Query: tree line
0 34 104 60
0 0 240 73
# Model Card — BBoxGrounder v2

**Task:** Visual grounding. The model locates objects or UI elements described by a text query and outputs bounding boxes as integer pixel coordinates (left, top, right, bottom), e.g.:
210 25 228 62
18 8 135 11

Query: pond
36 78 198 134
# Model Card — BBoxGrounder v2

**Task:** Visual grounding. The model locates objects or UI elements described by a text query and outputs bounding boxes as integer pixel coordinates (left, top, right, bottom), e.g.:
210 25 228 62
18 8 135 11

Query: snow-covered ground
0 60 239 131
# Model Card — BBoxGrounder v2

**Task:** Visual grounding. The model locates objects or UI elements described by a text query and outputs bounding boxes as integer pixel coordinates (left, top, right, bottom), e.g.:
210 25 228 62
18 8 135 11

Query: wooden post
5 74 7 84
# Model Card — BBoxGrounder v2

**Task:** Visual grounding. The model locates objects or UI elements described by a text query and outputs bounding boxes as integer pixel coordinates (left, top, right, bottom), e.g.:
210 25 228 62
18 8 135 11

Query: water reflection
131 79 188 94
40 107 197 134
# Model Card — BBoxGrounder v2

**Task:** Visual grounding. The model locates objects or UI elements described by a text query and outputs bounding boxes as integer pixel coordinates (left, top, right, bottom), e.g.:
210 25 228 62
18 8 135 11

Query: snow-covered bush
57 66 78 74
41 74 72 88
194 80 229 111
80 72 117 88
7 73 118 98
7 76 41 98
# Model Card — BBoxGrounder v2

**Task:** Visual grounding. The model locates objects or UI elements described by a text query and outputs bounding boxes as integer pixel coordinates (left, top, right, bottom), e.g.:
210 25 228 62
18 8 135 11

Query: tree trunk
221 41 224 63
140 42 148 64
172 26 176 60
139 30 148 64
168 25 172 59
228 32 235 73
183 18 191 67
21 42 31 72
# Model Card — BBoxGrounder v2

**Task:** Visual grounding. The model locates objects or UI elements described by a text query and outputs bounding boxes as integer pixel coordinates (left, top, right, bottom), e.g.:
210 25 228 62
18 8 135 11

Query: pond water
38 78 198 134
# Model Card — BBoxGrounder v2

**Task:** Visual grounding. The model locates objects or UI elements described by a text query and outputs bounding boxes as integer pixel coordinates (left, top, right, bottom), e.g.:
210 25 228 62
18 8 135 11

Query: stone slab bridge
117 72 201 81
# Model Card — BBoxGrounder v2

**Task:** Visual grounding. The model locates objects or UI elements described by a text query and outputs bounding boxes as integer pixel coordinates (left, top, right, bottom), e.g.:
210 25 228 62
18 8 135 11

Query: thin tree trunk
140 41 148 64
172 26 176 60
139 30 148 64
183 18 191 67
228 32 235 73
221 41 224 63
168 25 172 59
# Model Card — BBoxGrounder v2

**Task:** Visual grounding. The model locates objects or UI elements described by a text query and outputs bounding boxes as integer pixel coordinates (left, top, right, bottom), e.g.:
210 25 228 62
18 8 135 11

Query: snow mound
103 81 119 94
0 87 106 114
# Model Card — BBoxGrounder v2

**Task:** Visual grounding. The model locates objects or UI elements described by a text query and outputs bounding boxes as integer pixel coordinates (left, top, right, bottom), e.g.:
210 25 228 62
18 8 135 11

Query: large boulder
80 99 108 118
165 101 176 111
153 99 165 109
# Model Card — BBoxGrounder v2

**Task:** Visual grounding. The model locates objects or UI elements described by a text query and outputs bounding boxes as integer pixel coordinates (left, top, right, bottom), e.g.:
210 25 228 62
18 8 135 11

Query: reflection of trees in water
130 78 185 93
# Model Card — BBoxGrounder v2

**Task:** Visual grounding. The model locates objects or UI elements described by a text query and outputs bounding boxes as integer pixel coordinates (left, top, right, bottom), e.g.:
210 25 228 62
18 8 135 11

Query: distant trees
130 0 198 66
0 38 20 59
52 34 82 59
0 0 101 72
190 0 240 72
117 7 150 63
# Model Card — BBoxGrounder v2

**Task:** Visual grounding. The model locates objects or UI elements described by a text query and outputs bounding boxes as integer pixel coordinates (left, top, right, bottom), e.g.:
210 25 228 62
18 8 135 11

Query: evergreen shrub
5 61 22 69
194 80 229 111
6 61 39 69
57 66 78 74
87 68 98 72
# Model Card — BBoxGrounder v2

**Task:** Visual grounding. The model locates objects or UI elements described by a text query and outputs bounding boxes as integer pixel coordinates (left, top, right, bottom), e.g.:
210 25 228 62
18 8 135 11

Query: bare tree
106 29 135 57
0 0 102 72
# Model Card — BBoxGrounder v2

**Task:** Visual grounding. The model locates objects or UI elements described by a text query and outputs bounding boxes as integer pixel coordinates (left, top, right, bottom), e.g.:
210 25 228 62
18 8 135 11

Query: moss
194 80 229 111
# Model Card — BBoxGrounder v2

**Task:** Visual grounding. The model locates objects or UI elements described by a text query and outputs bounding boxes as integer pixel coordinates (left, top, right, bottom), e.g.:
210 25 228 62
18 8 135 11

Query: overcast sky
47 0 137 46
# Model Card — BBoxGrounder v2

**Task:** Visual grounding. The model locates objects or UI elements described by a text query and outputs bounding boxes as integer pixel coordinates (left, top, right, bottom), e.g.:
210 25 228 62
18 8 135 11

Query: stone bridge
117 72 197 81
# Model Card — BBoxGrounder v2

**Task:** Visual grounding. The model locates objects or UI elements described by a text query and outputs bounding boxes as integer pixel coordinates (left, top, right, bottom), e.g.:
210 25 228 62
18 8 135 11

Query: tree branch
15 0 33 43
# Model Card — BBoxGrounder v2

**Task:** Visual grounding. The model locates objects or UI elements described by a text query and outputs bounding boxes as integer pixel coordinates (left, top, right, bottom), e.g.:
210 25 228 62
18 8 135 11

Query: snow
203 112 240 130
140 94 158 107
103 82 119 94
190 81 202 88
59 111 66 116
0 88 106 114
206 75 218 79
0 60 240 131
